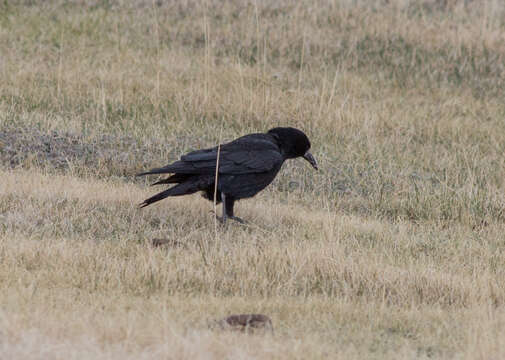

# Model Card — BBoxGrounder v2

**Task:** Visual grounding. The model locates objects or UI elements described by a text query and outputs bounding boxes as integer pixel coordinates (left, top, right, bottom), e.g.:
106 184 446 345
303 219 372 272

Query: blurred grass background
1 1 505 359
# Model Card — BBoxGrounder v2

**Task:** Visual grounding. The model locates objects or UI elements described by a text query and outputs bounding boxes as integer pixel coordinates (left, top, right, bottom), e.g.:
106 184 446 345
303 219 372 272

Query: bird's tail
150 173 190 186
136 161 191 177
139 178 204 208
136 167 170 177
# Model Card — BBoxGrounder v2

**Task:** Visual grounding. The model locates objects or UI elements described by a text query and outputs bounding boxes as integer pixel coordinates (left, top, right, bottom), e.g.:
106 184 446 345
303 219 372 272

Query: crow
137 127 318 223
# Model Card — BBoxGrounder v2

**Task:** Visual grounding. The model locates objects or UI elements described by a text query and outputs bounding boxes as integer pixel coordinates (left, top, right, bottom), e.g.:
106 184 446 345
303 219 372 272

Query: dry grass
1 0 505 358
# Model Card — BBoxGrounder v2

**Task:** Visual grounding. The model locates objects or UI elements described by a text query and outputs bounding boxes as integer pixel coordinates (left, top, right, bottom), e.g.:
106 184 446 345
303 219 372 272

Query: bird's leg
219 192 228 224
224 195 246 224
215 193 245 224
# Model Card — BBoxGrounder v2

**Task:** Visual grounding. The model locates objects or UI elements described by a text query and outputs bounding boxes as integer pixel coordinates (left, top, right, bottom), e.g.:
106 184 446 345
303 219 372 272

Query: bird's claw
229 216 246 224
214 215 246 225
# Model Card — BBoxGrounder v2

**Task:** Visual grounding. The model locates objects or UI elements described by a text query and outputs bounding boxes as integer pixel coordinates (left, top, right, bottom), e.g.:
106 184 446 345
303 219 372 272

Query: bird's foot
212 214 246 225
228 216 246 224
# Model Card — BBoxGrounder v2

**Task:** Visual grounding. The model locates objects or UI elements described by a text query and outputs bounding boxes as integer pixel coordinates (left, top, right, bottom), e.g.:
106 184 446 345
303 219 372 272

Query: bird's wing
183 136 283 174
138 135 283 176
219 147 283 174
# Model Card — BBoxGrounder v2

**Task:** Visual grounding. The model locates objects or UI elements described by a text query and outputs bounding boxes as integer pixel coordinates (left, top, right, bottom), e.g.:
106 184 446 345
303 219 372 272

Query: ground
1 1 505 359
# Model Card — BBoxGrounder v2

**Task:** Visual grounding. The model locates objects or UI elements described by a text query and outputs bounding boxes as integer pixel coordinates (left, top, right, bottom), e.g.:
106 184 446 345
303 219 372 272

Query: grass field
1 0 505 358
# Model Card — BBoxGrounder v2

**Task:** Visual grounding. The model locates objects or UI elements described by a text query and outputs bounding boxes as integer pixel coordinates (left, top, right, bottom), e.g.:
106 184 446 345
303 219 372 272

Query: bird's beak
303 151 318 170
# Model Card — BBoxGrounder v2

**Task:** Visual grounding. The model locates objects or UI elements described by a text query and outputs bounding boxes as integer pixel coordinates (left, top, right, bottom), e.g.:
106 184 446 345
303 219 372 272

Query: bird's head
268 127 318 170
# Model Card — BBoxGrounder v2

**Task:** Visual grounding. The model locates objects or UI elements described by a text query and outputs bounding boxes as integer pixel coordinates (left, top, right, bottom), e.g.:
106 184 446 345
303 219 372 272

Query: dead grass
1 0 505 358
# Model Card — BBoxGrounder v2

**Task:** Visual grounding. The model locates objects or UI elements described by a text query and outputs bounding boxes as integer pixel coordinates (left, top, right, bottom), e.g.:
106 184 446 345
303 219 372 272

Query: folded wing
137 135 283 177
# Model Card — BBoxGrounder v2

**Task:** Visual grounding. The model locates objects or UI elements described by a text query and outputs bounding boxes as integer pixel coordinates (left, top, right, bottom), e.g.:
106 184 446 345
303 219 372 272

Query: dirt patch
0 127 185 179
209 314 274 334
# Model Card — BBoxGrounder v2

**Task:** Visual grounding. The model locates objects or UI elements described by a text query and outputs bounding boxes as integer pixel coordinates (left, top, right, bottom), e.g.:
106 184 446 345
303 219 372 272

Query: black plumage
137 127 318 223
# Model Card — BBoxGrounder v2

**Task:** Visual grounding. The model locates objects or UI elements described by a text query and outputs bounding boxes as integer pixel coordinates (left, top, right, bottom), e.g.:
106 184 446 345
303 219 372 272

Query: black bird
137 127 318 223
